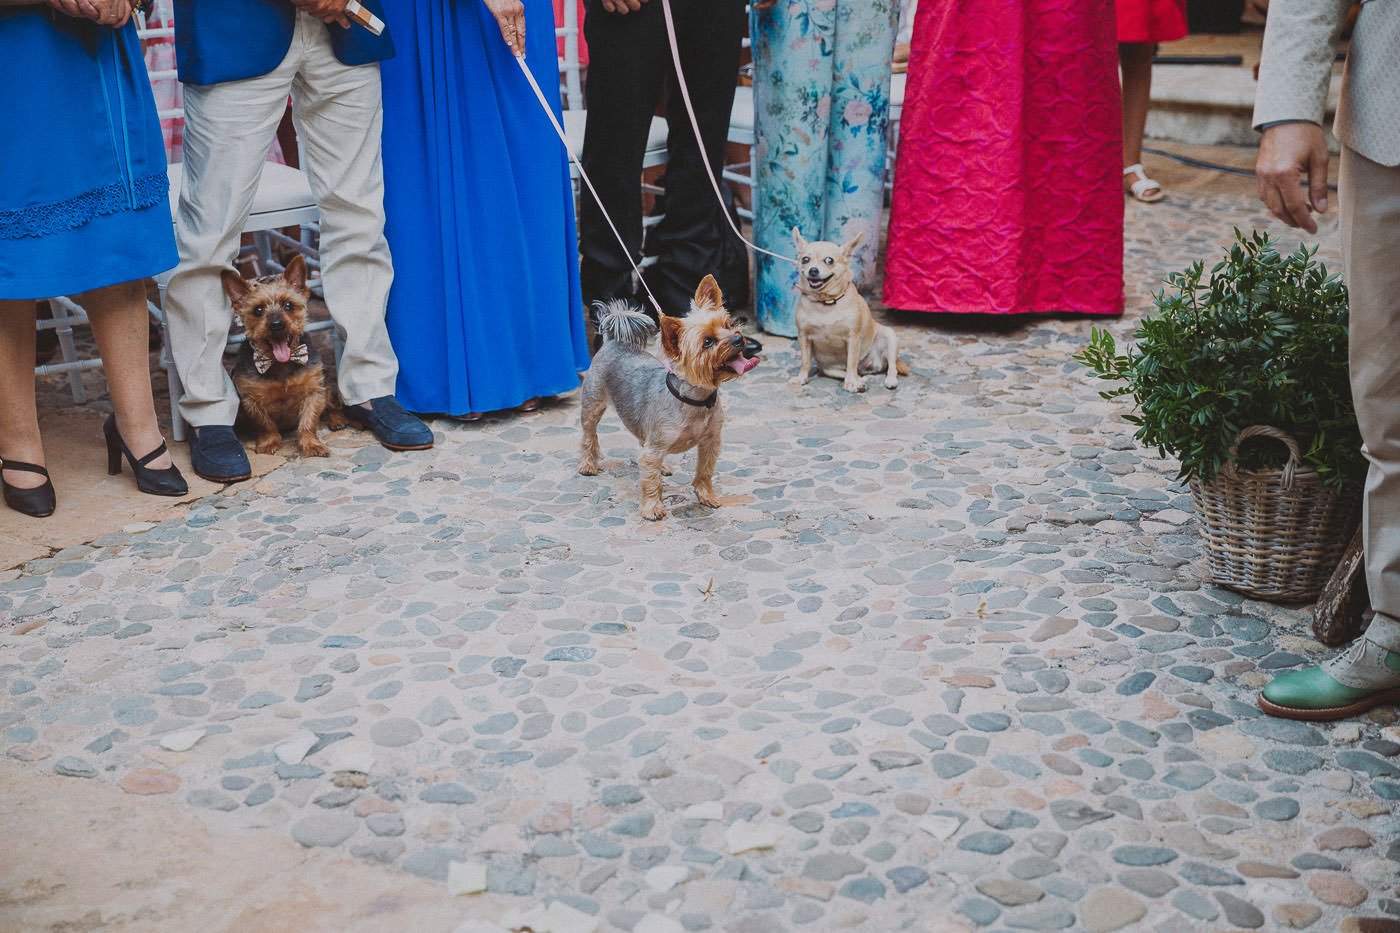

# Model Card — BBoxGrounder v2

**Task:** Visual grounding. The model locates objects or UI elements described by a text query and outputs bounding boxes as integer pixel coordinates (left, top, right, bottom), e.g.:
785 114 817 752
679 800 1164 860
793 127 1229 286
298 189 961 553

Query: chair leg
333 325 345 369
52 300 87 404
255 231 276 275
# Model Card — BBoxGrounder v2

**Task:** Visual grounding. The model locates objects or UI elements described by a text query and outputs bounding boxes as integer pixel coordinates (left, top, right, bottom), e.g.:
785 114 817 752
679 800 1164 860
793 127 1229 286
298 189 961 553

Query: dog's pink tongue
272 339 292 364
728 355 760 375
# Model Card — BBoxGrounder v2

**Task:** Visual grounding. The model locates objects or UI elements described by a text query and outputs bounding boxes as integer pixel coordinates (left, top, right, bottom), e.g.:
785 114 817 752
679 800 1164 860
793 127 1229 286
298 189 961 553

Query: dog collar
817 296 839 305
666 372 717 408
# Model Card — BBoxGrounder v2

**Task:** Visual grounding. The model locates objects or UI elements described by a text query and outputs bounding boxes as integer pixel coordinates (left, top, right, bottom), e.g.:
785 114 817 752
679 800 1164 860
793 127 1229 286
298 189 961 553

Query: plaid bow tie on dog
253 342 310 374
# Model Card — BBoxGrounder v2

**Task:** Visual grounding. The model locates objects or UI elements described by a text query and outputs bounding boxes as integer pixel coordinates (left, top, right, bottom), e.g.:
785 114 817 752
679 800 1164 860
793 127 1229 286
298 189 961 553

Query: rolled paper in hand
345 0 384 36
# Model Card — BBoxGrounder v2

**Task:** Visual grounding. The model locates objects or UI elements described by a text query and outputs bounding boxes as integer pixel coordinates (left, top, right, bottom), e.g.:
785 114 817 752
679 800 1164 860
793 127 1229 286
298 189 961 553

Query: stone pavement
5 170 1399 933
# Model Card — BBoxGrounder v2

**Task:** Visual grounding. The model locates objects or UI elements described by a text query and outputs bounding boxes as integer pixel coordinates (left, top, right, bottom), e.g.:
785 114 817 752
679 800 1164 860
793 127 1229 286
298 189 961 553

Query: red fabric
554 0 588 65
883 0 1124 316
1116 0 1188 44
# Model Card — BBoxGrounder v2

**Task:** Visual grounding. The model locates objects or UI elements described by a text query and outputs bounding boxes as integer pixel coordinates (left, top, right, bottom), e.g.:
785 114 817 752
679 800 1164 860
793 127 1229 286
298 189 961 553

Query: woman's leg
0 300 46 489
79 280 174 469
1119 41 1157 195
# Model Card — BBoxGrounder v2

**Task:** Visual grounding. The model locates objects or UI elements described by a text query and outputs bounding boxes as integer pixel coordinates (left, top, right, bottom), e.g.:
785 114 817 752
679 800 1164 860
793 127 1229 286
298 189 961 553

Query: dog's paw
884 376 899 390
640 503 667 522
695 489 722 509
577 461 600 476
787 375 810 388
300 440 332 458
843 378 867 394
254 436 282 455
661 462 674 477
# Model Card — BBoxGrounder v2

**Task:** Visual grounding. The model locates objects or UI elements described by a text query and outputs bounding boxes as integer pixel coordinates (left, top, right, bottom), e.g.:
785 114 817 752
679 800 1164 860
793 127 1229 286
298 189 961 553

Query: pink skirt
1116 0 1188 44
883 0 1124 316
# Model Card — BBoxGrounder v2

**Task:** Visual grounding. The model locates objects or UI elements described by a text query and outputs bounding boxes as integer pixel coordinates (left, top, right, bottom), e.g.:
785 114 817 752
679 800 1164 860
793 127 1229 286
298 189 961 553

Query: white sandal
1124 163 1165 203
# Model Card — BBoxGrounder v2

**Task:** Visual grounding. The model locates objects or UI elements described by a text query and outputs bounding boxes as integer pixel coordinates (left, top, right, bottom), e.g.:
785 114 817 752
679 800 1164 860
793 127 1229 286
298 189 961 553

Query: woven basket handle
1224 425 1301 488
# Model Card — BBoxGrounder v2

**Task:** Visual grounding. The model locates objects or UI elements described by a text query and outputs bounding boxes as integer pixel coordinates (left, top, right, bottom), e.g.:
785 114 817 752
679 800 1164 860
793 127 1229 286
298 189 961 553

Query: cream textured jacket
1254 0 1400 166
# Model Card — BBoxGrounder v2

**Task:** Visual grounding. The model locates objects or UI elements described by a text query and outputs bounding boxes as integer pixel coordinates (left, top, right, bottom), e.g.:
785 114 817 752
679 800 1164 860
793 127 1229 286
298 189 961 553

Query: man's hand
483 0 525 56
291 0 350 29
600 0 650 13
1256 122 1330 234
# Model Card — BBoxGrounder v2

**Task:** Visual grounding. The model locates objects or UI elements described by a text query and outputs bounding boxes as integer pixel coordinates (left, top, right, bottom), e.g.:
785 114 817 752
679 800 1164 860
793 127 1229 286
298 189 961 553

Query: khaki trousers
165 11 398 425
1342 146 1400 651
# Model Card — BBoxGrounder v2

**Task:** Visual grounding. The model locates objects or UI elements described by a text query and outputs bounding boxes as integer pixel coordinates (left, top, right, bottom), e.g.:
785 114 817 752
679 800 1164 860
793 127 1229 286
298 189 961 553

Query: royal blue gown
0 12 175 299
380 0 590 416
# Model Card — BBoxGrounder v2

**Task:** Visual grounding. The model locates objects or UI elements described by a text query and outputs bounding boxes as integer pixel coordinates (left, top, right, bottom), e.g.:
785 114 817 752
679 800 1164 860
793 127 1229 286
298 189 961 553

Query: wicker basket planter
1189 426 1361 603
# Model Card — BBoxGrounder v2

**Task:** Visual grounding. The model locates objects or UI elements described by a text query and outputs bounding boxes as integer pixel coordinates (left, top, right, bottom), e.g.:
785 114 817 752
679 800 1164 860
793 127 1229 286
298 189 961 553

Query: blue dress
0 11 175 300
380 0 590 415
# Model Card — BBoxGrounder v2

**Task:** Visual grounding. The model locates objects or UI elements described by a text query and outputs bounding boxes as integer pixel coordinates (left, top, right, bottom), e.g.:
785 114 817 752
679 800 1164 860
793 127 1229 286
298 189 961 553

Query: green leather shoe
1259 640 1400 721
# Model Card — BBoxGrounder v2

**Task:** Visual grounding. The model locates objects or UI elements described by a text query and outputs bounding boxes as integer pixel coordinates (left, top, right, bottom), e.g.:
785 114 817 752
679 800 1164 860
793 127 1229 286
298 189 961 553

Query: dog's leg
242 400 283 455
323 386 349 431
693 427 722 509
881 325 900 390
639 447 667 521
297 390 332 458
578 375 606 476
661 458 674 477
842 330 867 393
789 332 814 387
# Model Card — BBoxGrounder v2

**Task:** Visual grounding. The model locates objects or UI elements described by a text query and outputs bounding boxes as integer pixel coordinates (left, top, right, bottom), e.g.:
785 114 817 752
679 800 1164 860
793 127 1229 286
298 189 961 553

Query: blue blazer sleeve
173 0 394 87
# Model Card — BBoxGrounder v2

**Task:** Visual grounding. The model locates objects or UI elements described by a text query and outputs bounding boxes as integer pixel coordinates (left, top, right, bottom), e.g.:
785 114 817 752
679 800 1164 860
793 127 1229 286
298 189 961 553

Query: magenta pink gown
883 0 1124 316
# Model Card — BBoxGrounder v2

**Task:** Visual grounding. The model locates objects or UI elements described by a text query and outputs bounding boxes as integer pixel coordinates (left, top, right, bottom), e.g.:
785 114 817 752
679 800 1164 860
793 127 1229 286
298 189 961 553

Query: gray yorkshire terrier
578 275 760 521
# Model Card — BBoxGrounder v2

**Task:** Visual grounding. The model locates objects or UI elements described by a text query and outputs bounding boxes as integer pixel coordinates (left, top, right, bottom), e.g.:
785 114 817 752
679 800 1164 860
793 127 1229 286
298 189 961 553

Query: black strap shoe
104 416 188 497
343 396 434 451
1 459 56 518
189 425 252 483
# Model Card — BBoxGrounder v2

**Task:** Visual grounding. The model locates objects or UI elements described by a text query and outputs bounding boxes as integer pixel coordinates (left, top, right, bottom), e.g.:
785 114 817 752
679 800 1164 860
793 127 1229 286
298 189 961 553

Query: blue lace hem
0 171 168 241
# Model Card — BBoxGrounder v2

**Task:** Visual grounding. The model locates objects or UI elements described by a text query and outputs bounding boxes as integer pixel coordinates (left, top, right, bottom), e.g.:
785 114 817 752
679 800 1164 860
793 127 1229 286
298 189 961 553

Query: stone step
1145 32 1343 150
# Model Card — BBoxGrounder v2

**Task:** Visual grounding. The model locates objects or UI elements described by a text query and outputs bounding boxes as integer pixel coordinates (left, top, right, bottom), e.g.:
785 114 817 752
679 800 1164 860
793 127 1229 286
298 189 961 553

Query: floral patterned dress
750 0 900 337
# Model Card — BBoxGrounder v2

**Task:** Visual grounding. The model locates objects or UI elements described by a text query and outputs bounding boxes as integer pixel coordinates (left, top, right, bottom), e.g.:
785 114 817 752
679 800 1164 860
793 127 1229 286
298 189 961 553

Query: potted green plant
1076 229 1362 602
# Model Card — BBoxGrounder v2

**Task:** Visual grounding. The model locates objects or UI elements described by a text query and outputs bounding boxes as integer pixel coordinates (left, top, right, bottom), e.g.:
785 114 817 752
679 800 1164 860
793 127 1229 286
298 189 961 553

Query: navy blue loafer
189 425 251 483
343 396 434 451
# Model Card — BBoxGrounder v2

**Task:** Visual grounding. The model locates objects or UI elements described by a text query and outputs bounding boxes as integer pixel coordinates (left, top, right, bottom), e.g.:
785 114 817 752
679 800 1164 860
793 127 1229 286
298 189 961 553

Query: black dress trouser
579 0 747 317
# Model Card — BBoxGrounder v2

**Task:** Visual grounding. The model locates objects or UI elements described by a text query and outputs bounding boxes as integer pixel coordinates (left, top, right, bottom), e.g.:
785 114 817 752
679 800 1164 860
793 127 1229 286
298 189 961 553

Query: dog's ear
792 227 807 253
693 274 724 312
282 254 309 295
221 269 250 305
840 230 865 258
658 313 683 360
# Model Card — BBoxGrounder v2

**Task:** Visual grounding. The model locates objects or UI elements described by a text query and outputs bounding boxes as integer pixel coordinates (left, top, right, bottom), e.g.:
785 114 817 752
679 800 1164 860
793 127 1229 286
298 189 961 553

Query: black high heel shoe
1 459 56 518
104 416 188 497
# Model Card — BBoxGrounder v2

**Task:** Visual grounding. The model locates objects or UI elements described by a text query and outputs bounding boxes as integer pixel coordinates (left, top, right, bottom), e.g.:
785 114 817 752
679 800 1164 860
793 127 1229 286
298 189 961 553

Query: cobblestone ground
5 185 1398 933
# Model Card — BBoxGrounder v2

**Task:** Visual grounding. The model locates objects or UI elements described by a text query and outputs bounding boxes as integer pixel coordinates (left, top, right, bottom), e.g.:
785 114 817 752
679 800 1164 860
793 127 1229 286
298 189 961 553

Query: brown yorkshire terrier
578 275 760 521
222 255 346 458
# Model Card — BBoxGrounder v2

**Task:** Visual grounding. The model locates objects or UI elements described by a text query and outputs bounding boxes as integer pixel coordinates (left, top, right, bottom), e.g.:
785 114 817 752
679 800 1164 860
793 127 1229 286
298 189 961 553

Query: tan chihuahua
790 228 907 393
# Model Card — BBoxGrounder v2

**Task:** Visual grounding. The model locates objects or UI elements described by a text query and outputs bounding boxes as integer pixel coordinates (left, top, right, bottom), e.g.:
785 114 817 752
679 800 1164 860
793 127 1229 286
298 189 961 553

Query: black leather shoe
1 459 55 518
189 425 251 483
343 396 434 451
104 416 188 497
